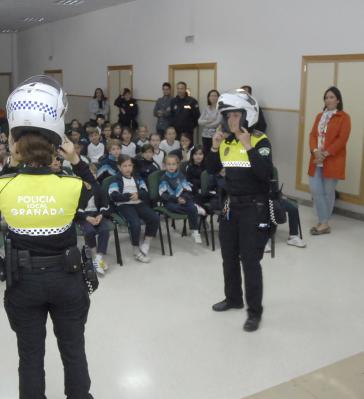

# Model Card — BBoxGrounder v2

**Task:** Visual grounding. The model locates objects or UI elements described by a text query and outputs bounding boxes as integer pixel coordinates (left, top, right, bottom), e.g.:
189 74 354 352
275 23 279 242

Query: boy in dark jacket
96 139 121 183
134 144 160 182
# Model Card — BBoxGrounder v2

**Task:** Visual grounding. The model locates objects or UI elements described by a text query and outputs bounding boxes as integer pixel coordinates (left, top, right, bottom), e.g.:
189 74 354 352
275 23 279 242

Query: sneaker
93 260 105 275
95 254 108 271
135 252 151 263
264 240 271 253
192 231 202 244
195 204 207 216
287 235 306 248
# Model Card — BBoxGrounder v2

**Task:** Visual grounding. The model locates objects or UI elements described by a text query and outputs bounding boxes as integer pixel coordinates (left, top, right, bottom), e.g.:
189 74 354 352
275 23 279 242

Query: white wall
16 0 364 108
15 0 364 214
0 34 12 73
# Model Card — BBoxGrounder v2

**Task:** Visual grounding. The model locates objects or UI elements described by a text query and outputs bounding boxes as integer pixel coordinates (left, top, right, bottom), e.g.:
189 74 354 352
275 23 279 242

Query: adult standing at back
241 85 267 133
308 86 351 235
114 88 139 129
153 82 172 137
170 81 200 139
89 88 109 122
198 89 221 154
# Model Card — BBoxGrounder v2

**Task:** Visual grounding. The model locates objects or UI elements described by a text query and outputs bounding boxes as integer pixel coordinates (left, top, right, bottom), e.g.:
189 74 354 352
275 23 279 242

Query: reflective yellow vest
0 173 82 236
219 134 268 168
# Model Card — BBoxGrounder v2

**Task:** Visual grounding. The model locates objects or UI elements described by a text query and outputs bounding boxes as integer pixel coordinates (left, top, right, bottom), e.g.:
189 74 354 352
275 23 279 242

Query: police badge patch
224 147 230 156
258 147 270 156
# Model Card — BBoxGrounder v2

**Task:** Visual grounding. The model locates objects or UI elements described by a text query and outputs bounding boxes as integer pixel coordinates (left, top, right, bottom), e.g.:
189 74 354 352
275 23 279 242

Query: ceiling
0 0 135 32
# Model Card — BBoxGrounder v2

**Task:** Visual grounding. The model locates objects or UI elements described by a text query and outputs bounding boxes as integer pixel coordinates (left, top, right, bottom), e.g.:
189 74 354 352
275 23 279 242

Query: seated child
101 123 113 145
159 153 204 244
134 144 160 183
135 125 150 151
121 127 137 158
96 139 122 183
159 126 180 154
170 132 194 162
108 155 160 263
95 114 106 135
78 163 111 275
112 123 122 140
150 133 165 169
87 128 105 163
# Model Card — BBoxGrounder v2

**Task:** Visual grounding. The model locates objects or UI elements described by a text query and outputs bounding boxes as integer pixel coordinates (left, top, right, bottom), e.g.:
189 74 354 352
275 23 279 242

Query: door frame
168 63 217 95
107 65 133 98
296 53 364 205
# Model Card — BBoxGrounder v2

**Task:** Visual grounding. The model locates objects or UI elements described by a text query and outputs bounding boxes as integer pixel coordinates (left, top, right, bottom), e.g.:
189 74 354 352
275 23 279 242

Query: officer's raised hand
212 130 224 150
58 137 79 165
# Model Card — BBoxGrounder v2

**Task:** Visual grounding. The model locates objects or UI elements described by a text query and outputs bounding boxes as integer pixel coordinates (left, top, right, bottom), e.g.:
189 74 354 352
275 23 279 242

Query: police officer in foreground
206 89 273 332
0 75 95 398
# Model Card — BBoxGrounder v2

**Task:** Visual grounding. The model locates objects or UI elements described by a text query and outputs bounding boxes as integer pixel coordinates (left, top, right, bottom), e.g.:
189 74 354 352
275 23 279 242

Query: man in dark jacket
153 82 172 136
170 82 200 139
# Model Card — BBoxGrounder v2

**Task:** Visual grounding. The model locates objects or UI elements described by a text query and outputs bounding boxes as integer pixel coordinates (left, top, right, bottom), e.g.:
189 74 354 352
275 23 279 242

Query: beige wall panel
66 95 89 124
198 68 215 110
109 70 120 124
336 61 364 196
45 71 63 86
174 70 198 98
0 74 11 109
301 63 335 185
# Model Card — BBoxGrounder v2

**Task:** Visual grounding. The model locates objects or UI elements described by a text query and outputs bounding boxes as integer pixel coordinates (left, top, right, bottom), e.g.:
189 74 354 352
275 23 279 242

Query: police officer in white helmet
206 89 273 332
0 75 95 398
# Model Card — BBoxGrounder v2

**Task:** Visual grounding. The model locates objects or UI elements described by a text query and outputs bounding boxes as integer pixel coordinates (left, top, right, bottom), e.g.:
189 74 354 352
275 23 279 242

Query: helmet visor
20 75 67 108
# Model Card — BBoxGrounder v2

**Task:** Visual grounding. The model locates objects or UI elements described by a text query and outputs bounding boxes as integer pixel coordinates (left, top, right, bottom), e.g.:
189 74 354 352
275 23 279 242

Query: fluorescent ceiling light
55 0 85 5
1 29 18 33
23 17 46 23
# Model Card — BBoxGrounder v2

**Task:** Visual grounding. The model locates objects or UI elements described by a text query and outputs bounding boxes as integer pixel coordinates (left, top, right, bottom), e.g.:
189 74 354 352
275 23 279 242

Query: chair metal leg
165 216 173 256
159 220 165 256
202 216 209 246
298 216 303 239
113 224 123 266
182 219 187 237
171 219 176 230
210 214 216 251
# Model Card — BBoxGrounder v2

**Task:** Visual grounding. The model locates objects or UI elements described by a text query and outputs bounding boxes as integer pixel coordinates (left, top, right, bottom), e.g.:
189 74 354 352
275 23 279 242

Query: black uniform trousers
218 203 269 317
4 267 92 399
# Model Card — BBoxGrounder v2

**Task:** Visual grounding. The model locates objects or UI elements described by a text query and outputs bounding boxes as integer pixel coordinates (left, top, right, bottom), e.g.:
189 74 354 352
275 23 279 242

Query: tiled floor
244 352 364 399
0 205 363 399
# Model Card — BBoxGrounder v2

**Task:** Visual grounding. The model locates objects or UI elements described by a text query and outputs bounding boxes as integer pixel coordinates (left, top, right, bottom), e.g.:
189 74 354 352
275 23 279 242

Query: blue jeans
79 218 110 254
165 200 199 230
309 167 338 224
116 203 159 246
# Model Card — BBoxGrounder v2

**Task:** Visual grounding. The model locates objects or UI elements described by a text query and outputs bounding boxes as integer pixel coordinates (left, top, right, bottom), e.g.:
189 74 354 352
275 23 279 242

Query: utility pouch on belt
255 200 269 230
64 246 82 273
81 246 99 295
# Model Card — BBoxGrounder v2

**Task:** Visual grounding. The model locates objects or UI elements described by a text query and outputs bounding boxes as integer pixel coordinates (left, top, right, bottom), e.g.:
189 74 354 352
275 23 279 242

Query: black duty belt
16 251 66 271
229 195 267 205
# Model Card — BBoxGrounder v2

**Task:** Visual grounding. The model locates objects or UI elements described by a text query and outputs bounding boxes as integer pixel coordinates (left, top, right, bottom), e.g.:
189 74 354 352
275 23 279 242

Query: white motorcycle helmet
217 89 259 133
6 75 68 147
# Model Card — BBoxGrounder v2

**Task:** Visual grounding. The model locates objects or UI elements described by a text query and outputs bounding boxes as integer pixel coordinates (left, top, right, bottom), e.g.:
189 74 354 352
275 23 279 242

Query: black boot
212 299 244 312
243 315 261 332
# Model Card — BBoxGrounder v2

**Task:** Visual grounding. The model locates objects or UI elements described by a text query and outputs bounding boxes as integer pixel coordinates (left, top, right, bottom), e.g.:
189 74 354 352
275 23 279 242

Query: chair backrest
147 170 164 201
101 176 116 196
200 170 211 196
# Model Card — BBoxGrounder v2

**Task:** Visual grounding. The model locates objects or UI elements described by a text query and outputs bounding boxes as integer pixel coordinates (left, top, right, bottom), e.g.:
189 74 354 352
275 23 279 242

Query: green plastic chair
147 170 190 256
103 175 166 258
